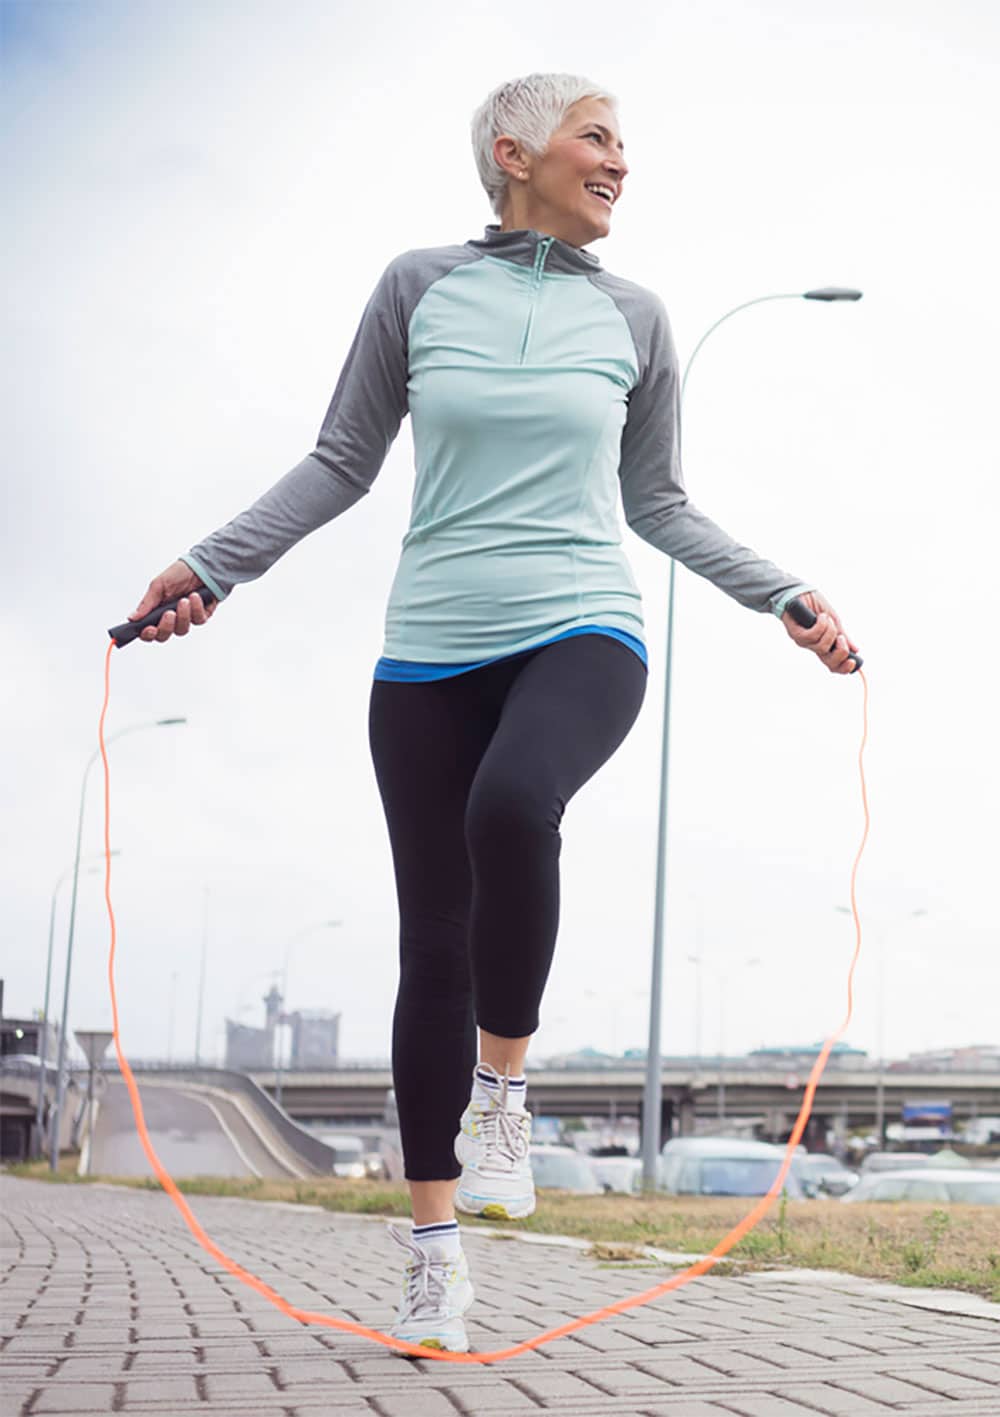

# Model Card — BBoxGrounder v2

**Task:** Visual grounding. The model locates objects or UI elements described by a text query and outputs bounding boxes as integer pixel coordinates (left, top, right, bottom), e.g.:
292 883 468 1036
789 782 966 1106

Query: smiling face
495 97 628 247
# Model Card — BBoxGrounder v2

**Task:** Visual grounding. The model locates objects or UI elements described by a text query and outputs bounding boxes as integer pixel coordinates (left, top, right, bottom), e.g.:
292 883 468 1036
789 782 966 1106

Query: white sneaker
454 1064 535 1220
388 1224 474 1353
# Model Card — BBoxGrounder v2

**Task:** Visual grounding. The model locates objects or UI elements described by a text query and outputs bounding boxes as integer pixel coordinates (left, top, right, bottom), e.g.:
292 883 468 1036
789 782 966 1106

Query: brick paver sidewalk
2 1175 999 1416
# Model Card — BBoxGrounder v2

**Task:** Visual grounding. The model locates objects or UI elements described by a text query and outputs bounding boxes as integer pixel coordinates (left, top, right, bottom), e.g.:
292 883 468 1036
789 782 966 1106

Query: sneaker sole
455 1193 536 1221
405 1336 469 1353
391 1324 471 1354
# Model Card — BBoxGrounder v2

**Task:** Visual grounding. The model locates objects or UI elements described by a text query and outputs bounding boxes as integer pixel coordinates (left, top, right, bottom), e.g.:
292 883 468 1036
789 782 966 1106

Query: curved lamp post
835 904 927 1144
640 286 864 1190
34 852 121 1156
48 717 187 1171
274 918 343 1109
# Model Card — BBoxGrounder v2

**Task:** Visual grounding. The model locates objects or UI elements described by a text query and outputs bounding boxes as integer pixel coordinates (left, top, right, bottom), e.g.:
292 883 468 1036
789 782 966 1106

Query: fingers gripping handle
786 596 863 672
108 587 218 648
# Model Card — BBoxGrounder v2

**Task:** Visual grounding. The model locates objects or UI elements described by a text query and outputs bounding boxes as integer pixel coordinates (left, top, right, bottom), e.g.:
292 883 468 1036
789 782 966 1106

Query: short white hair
471 72 619 219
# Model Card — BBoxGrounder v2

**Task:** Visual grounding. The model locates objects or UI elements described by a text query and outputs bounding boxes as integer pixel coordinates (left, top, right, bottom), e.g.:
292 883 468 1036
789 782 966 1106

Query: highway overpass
241 1065 1000 1141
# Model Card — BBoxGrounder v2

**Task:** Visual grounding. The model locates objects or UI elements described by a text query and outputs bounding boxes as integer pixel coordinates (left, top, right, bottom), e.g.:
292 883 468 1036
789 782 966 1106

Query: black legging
368 633 647 1180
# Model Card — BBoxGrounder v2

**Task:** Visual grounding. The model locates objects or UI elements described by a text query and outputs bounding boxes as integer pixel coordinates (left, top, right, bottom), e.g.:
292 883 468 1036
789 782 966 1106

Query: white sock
473 1063 527 1113
411 1219 461 1259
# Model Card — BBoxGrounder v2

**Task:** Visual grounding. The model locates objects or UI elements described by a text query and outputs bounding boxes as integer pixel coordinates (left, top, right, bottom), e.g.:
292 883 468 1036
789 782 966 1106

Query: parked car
311 1130 370 1179
657 1137 807 1199
590 1155 643 1194
859 1150 931 1174
0 1053 46 1071
799 1153 859 1197
842 1167 1000 1204
962 1117 1000 1146
530 1145 604 1194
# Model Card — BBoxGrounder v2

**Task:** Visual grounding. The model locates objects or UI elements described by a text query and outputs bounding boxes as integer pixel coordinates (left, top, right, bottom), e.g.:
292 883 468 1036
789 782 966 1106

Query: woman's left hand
781 590 860 674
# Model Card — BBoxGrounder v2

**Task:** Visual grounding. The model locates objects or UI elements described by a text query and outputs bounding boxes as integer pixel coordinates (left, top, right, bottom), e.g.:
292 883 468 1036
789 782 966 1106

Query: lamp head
803 287 863 302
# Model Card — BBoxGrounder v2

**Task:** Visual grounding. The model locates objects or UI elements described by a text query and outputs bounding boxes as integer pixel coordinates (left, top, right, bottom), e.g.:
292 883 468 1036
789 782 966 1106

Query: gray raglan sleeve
179 255 411 600
617 289 813 617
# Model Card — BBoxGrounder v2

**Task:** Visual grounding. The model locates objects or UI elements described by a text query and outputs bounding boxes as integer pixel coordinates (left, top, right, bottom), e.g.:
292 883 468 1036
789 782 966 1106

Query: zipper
518 236 555 365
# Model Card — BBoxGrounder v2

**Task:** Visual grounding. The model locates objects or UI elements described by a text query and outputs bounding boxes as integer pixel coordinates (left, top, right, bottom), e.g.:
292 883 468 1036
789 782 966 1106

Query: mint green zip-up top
181 226 812 660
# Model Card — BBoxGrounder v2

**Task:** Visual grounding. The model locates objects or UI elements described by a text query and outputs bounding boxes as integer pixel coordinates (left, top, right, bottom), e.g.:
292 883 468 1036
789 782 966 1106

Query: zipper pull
534 236 554 282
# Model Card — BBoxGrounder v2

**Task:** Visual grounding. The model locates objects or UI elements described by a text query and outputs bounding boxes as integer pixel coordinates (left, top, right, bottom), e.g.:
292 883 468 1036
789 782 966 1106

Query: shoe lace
477 1096 530 1168
389 1225 451 1320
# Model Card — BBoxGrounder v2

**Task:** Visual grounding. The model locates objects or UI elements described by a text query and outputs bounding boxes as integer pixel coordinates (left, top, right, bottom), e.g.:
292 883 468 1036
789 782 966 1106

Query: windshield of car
862 1176 1000 1203
802 1155 849 1175
591 1158 641 1191
531 1151 599 1190
861 1153 930 1173
316 1135 364 1161
692 1158 798 1197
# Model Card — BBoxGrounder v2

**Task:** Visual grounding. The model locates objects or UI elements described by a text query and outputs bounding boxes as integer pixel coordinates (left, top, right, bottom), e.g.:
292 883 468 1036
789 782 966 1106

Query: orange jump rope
101 597 869 1362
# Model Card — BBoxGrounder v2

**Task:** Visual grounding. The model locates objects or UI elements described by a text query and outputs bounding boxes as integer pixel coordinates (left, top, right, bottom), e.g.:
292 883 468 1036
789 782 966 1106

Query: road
90 1080 307 1179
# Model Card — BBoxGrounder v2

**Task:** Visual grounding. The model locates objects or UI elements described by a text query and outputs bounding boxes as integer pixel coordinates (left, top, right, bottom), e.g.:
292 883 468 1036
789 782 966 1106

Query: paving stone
273 1357 355 1385
935 1358 1000 1383
777 1335 881 1361
775 1385 910 1415
118 1374 201 1407
636 1354 734 1383
891 1365 1000 1399
189 1318 253 1337
50 1356 130 1379
373 1392 463 1416
577 1362 666 1395
720 1399 853 1417
437 1381 540 1409
512 1369 608 1402
560 1324 653 1353
154 1410 290 1417
3 1386 42 1416
31 1385 121 1413
834 1373 959 1404
2 1335 75 1355
268 1404 373 1415
640 1405 740 1416
125 1350 201 1372
131 1323 193 1341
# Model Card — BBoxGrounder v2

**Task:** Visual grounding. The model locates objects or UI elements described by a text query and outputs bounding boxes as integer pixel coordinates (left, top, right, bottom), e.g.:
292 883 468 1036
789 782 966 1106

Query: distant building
224 990 341 1071
749 1042 868 1069
224 1019 274 1070
0 1016 59 1060
289 1011 340 1069
898 1044 1000 1072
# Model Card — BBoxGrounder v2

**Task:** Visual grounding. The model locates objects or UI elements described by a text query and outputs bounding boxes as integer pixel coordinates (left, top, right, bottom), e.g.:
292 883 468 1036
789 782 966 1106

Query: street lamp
48 717 187 1171
640 286 864 1189
583 986 646 1058
716 957 761 1123
686 951 760 1124
35 852 121 1157
835 904 927 1144
273 919 343 1109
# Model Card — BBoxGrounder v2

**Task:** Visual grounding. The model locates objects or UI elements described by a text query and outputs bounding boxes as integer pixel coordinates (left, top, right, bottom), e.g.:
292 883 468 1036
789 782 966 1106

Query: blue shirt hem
374 625 648 682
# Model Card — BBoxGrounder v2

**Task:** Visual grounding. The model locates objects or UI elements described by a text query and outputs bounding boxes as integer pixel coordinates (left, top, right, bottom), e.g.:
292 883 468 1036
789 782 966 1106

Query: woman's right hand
130 560 218 643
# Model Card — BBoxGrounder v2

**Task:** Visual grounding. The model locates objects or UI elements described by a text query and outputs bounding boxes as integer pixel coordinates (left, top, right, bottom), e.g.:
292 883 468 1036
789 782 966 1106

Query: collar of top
466 224 602 275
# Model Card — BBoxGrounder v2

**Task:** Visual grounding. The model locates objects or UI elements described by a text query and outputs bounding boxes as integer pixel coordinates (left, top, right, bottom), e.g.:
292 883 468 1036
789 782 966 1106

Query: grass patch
5 1161 1000 1301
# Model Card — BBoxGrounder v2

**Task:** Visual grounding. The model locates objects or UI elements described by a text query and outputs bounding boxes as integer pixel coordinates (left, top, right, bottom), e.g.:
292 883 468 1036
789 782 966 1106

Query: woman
131 73 858 1352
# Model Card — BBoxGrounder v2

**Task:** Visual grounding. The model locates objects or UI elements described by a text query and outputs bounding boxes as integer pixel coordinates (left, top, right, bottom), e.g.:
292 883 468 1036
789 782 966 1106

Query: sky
2 0 998 1074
